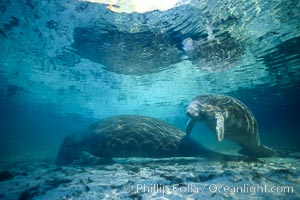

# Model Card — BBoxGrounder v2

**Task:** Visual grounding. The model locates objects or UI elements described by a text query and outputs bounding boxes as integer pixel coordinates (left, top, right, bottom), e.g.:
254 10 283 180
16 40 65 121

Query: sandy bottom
0 156 299 200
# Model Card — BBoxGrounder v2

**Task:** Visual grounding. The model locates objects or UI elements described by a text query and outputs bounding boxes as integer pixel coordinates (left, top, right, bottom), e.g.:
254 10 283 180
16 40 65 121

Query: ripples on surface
0 0 299 118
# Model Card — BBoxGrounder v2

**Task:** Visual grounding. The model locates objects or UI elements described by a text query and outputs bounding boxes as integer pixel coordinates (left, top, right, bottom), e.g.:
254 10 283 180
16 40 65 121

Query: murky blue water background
0 0 299 161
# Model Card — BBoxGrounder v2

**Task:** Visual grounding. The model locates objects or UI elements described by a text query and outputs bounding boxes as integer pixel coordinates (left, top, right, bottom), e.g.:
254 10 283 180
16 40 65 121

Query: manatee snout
187 101 199 115
55 135 82 165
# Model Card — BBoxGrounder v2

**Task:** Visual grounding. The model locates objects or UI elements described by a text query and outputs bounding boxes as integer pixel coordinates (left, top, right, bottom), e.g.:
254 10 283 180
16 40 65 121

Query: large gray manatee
186 94 275 157
56 115 238 165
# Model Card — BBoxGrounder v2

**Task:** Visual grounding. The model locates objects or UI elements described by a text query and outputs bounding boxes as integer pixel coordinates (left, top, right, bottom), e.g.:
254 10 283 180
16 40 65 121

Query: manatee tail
256 145 276 157
239 145 275 158
180 136 247 161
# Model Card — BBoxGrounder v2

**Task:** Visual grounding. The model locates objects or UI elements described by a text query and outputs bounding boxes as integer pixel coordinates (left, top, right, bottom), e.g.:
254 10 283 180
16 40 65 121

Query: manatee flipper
215 112 224 142
186 118 197 137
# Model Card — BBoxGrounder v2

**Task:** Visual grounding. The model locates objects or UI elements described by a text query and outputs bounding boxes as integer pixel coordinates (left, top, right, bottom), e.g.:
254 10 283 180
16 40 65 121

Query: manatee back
86 115 186 157
56 115 190 165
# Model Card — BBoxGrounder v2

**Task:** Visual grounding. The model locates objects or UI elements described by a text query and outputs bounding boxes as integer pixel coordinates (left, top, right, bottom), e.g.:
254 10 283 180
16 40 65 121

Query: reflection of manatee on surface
56 115 240 165
186 94 275 158
73 28 182 75
182 32 245 72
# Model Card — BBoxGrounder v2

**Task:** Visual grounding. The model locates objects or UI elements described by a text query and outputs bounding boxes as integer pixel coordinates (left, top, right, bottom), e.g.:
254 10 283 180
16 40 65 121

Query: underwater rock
45 20 58 30
56 115 235 165
45 178 72 189
196 173 216 182
19 186 40 200
0 157 299 199
19 190 33 200
277 147 300 159
3 16 19 31
0 170 13 182
159 174 183 185
229 175 242 183
0 29 6 37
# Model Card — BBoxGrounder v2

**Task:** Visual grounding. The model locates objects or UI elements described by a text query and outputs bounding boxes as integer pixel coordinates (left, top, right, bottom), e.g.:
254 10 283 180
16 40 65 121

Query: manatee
186 94 275 157
56 115 239 165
